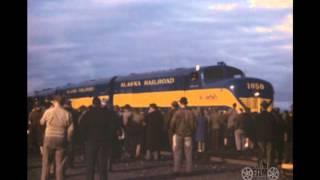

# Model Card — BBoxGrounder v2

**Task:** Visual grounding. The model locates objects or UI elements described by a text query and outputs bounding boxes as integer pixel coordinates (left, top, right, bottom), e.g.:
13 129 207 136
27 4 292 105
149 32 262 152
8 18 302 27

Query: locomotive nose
227 77 274 98
227 77 274 112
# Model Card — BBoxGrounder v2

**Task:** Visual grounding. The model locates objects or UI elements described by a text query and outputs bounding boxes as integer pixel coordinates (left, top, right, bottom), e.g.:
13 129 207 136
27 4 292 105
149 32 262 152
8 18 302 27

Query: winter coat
145 110 164 151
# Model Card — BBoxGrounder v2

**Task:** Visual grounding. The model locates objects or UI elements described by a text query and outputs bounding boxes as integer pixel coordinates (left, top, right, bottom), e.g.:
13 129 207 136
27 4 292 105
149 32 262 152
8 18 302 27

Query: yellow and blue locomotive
31 62 274 112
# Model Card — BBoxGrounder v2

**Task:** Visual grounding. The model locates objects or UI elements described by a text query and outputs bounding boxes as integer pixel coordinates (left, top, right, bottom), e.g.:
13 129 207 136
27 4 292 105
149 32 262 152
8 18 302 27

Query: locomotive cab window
224 67 244 79
190 72 199 81
203 67 224 83
233 74 242 78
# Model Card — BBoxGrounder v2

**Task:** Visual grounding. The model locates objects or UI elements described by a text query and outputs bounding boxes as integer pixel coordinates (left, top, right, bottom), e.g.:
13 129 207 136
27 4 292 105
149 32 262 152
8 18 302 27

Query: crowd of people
28 95 293 180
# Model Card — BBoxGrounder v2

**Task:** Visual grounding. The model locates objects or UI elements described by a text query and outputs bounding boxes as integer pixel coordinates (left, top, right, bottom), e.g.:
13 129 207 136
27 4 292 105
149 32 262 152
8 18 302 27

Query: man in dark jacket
170 97 196 176
242 108 255 151
163 101 179 150
271 107 285 165
103 103 122 172
112 105 125 162
145 103 164 161
63 100 79 168
28 101 44 155
125 108 144 159
255 101 277 168
79 97 113 180
283 108 293 163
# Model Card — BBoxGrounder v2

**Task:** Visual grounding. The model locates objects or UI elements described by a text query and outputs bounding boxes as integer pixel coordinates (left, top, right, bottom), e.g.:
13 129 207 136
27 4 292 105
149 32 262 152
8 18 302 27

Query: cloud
91 0 164 7
274 101 292 110
253 14 292 34
277 44 292 51
28 42 78 53
92 0 140 5
208 3 239 11
255 26 273 33
249 0 292 9
275 14 293 33
28 0 293 106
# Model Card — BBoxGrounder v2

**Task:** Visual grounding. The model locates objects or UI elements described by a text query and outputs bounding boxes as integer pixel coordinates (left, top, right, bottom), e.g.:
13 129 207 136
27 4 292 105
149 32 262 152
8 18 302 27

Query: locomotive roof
33 63 244 97
57 77 113 89
34 78 113 97
115 67 195 81
34 88 56 97
115 64 244 81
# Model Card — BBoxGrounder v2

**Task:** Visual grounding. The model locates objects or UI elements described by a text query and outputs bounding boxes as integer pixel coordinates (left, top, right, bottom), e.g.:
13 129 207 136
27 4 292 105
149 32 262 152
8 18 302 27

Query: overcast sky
28 0 292 109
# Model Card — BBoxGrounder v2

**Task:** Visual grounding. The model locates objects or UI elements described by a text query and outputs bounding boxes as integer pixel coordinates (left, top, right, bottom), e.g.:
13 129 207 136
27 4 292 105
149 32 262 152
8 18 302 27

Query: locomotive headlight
254 92 260 97
196 64 200 71
229 85 235 90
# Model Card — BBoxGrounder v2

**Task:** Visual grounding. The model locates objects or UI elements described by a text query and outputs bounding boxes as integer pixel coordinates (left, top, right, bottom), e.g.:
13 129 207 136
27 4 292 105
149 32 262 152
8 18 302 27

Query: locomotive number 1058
247 82 265 90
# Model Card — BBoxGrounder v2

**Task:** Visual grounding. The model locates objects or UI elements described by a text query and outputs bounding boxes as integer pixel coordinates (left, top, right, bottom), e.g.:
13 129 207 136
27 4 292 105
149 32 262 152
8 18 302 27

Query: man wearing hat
78 96 113 180
255 101 277 168
40 95 74 180
144 103 164 161
170 97 197 176
121 104 133 159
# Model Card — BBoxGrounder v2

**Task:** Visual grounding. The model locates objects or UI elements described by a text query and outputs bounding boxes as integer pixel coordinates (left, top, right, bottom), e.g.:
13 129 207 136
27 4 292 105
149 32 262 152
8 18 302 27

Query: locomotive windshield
204 66 244 83
203 67 224 83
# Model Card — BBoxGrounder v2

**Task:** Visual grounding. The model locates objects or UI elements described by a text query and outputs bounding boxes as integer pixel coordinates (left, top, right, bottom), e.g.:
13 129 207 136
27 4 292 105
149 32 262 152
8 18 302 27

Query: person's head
171 101 179 109
245 108 251 113
33 101 41 110
199 108 205 117
274 107 280 113
239 108 244 113
113 105 120 112
79 105 87 112
92 96 101 107
123 104 132 111
260 101 269 111
232 103 237 109
149 103 158 112
52 95 65 106
179 97 188 107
